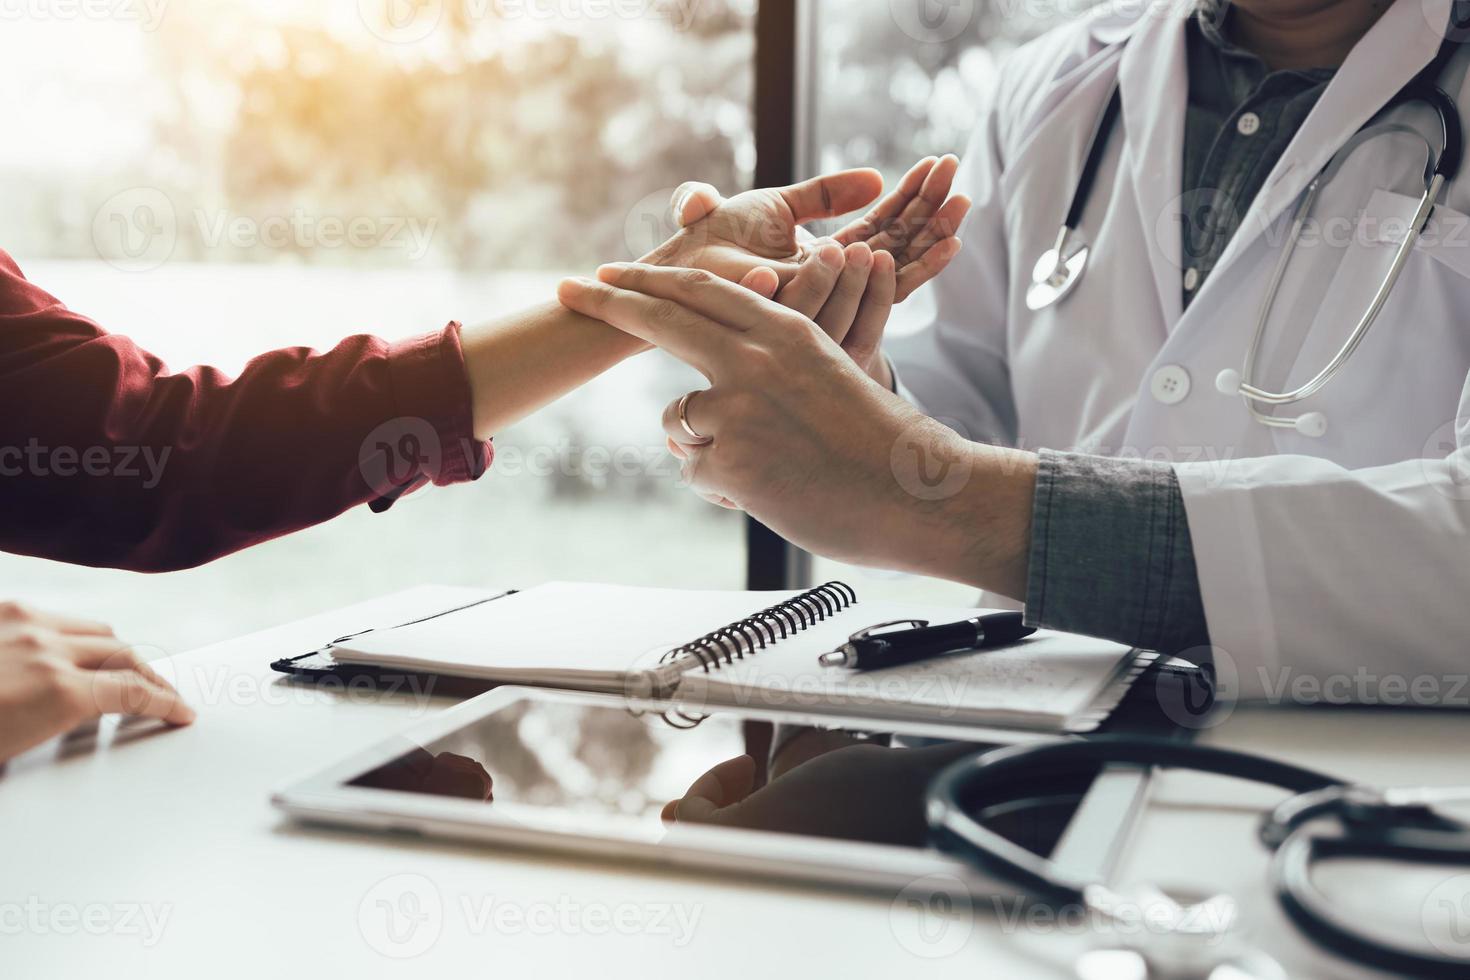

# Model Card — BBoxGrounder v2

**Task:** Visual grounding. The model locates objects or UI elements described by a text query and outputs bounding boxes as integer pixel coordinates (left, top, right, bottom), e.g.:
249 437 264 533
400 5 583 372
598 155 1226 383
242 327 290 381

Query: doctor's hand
0 602 195 764
556 264 1038 598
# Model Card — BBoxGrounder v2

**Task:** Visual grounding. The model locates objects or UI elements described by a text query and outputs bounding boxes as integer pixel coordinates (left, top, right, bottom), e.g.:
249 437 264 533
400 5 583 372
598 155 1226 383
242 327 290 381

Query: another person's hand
556 264 1038 598
660 741 978 847
0 602 195 763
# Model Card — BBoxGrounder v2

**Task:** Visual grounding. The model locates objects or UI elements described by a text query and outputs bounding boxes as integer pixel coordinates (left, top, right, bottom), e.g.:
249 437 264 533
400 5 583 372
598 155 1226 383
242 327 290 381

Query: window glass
0 0 755 653
806 1 1097 605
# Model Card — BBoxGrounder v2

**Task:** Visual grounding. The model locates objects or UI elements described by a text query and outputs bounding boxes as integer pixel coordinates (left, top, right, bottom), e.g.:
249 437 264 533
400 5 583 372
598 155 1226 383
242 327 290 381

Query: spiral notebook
330 581 1151 733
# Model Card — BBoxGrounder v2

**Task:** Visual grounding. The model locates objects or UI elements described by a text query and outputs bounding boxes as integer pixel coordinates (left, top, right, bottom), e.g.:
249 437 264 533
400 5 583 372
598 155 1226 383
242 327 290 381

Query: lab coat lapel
1117 5 1189 332
1206 0 1452 284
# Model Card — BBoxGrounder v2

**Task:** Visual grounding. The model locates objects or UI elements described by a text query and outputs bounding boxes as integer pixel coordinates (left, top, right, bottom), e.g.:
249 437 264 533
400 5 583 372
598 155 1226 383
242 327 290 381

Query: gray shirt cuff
1025 450 1211 655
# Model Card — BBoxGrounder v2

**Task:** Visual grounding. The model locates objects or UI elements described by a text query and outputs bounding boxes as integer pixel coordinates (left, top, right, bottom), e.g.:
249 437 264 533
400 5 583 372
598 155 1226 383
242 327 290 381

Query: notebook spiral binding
647 581 858 730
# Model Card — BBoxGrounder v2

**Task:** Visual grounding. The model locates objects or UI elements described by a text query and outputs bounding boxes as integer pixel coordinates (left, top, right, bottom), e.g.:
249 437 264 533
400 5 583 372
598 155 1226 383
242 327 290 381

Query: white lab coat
889 0 1470 699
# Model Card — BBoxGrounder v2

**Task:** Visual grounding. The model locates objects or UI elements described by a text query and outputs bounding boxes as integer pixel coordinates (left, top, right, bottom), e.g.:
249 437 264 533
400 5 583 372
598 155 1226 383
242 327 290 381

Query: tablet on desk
273 688 1148 895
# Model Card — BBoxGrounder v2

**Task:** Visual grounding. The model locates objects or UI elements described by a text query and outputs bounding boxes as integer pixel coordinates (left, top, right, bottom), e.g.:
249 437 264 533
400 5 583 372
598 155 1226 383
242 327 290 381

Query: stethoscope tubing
1273 823 1470 978
1030 33 1466 431
926 737 1341 905
927 736 1470 977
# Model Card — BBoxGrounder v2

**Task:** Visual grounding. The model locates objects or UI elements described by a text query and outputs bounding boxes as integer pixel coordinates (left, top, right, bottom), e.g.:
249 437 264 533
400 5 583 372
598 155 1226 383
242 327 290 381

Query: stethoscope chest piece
1027 238 1090 311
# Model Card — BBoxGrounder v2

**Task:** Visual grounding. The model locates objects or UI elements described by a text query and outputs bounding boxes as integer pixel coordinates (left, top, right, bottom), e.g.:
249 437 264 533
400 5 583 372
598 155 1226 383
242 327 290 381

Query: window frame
748 0 815 591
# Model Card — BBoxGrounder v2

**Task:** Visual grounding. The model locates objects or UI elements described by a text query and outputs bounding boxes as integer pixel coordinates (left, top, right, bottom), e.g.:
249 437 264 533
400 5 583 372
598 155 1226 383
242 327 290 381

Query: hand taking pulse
0 601 195 764
556 265 1040 600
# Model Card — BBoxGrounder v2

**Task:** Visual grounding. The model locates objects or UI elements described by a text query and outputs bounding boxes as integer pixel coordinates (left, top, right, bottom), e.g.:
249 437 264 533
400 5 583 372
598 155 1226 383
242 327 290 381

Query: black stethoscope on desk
1025 24 1467 439
927 737 1470 978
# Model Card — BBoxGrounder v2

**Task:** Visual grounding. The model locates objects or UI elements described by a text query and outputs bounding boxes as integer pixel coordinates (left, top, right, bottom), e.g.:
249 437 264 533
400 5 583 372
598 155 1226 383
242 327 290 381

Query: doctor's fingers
668 438 734 509
833 156 937 247
558 273 737 378
666 435 737 511
865 154 960 257
661 388 731 447
595 262 809 341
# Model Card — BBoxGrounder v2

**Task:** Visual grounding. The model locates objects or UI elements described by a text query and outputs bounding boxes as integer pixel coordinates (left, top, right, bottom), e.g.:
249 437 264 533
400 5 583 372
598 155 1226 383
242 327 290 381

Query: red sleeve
0 251 492 571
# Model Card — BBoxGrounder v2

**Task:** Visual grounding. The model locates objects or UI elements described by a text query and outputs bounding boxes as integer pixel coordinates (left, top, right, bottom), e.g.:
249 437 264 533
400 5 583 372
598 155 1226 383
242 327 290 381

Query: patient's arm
484 162 969 438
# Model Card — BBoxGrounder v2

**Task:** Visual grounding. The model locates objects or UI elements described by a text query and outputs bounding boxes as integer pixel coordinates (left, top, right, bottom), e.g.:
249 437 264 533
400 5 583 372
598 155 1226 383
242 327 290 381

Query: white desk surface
2 587 1465 978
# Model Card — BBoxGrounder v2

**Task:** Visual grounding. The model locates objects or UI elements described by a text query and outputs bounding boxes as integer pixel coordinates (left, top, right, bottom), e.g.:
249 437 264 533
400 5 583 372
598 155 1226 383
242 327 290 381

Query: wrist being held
557 262 1037 597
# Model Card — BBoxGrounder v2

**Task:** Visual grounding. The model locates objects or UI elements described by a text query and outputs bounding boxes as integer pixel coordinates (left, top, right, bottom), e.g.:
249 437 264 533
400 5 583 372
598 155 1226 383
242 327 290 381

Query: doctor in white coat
559 0 1470 707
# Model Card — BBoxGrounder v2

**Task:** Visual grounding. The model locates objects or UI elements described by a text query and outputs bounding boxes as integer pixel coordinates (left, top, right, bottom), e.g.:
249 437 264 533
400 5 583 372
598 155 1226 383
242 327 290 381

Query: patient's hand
645 168 885 286
0 601 195 763
664 156 970 386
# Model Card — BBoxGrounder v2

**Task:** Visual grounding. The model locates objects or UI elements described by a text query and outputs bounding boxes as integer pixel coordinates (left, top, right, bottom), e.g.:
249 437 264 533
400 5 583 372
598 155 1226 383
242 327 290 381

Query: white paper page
684 601 1134 722
334 582 806 676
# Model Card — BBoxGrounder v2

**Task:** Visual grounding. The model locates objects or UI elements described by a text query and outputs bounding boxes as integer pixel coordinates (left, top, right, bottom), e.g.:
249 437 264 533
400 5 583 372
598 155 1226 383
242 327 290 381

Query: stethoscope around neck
1025 43 1465 439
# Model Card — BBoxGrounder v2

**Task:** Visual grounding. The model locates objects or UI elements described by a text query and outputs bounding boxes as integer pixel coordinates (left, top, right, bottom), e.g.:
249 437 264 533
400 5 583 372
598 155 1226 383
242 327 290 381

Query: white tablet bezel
272 687 1148 895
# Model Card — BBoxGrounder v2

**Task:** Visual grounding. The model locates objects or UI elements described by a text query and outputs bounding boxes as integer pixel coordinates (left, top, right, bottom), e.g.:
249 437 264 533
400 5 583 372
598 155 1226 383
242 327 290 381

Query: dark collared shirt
1180 5 1334 304
1025 5 1336 655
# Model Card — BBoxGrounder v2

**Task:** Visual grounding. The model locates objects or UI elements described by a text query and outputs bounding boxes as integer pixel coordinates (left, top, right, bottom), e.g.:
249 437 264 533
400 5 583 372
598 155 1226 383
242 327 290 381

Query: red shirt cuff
374 321 491 510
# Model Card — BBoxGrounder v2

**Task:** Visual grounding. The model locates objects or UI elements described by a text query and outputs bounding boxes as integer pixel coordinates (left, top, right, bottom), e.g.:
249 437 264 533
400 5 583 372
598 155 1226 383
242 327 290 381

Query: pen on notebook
818 612 1036 671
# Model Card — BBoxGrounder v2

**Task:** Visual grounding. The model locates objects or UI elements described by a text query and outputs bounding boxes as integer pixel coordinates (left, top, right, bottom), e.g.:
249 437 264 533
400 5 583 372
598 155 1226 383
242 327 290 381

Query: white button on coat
1236 111 1261 135
1183 267 1200 291
1150 365 1192 405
